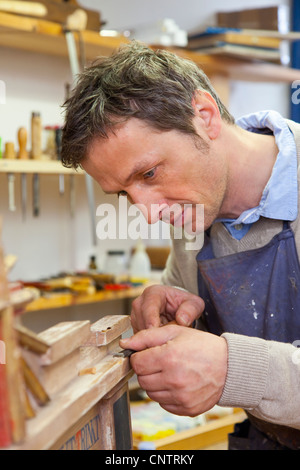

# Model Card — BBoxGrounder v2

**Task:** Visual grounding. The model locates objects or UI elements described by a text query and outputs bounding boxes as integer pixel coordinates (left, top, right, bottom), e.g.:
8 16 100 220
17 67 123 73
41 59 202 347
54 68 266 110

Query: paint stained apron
197 222 300 450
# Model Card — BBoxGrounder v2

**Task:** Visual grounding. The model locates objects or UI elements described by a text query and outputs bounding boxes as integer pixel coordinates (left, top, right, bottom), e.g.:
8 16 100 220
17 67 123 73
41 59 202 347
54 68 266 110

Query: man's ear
191 90 222 140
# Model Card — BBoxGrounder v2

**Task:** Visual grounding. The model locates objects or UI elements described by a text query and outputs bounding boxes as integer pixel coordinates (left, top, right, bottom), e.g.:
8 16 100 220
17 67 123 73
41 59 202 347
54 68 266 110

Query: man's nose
128 189 166 225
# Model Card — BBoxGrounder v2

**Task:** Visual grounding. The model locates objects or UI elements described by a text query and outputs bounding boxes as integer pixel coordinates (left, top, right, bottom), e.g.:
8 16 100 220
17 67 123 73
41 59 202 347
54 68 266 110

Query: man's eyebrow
123 160 152 184
119 160 154 185
102 159 156 195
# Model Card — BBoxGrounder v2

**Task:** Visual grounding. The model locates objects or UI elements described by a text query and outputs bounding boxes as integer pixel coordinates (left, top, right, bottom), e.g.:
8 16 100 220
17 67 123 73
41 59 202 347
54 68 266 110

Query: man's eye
143 168 156 179
118 191 128 198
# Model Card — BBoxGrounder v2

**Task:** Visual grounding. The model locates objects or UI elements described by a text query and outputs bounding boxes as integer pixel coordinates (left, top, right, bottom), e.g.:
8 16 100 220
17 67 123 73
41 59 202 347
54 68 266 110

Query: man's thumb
120 325 179 352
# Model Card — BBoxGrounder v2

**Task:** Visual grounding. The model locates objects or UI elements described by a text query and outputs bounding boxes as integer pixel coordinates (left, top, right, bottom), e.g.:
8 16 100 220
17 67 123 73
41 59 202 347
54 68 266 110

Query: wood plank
20 317 128 399
10 355 133 449
22 347 81 397
38 320 90 365
20 357 50 406
16 324 50 355
85 315 131 347
0 220 26 444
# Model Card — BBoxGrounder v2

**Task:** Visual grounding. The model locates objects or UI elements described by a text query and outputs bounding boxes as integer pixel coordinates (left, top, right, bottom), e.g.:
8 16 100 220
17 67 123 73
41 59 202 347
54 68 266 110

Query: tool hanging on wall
65 28 97 246
5 142 16 212
55 127 64 196
31 112 42 217
32 173 40 217
18 127 29 221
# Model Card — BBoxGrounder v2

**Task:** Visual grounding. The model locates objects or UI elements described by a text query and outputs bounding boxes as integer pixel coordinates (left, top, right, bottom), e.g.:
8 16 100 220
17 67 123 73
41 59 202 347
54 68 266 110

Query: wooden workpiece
6 315 134 450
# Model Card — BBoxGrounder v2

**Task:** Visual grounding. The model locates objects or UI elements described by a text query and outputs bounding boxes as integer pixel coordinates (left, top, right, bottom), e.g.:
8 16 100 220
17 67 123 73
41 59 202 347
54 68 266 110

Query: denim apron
197 222 300 450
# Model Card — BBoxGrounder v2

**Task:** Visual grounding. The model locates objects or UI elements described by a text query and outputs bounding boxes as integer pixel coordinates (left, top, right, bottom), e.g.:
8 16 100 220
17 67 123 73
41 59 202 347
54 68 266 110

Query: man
61 41 300 449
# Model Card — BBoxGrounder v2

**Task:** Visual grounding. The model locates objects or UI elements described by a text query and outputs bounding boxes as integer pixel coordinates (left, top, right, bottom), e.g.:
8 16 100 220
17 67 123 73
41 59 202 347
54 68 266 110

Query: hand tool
5 142 16 212
7 174 16 212
31 113 41 216
0 1 47 17
31 112 41 160
32 173 39 217
5 141 15 159
18 127 28 159
18 127 28 221
113 348 136 358
21 174 27 221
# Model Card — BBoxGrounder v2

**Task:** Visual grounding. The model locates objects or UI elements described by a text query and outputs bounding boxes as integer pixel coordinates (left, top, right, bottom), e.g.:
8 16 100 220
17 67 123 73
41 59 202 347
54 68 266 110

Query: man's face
82 118 228 233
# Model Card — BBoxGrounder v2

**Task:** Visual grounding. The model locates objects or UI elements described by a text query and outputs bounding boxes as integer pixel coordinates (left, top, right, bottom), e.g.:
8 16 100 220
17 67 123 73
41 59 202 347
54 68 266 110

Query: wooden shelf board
0 159 84 175
25 284 150 312
0 12 299 81
0 11 129 61
167 47 300 83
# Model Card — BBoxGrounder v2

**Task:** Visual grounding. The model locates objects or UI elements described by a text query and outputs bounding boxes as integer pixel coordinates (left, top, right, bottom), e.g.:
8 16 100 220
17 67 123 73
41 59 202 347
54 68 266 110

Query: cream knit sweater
161 118 300 430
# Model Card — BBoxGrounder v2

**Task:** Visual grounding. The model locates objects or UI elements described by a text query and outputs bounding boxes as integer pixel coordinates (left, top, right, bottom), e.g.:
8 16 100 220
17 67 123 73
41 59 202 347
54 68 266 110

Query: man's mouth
160 207 185 227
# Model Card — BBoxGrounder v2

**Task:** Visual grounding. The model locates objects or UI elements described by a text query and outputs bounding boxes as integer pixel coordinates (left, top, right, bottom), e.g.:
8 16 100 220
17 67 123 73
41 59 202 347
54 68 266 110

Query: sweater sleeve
219 332 300 429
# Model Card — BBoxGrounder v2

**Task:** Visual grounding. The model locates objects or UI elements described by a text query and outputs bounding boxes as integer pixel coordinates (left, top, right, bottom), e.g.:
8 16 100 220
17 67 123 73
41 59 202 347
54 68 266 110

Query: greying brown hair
61 41 234 169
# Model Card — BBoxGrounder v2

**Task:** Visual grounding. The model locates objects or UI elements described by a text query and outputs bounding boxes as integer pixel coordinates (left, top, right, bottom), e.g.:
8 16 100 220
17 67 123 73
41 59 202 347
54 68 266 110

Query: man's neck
218 124 279 220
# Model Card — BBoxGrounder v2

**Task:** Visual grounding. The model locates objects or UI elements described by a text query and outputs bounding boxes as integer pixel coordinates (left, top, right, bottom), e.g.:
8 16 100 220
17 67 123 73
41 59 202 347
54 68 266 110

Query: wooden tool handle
31 113 42 160
18 127 28 159
0 1 47 17
5 142 15 159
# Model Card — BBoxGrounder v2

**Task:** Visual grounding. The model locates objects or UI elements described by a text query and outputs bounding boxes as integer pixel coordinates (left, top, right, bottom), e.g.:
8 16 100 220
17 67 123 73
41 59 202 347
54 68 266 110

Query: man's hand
120 325 228 416
130 285 205 333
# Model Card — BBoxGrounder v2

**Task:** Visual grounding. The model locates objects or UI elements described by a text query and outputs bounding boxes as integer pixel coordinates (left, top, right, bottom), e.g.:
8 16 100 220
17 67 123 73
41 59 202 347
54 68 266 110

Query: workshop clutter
1 112 63 162
0 111 67 219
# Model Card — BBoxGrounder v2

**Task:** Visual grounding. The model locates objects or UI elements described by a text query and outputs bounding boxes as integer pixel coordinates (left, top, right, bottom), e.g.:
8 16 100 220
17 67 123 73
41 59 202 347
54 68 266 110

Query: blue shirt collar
217 110 298 237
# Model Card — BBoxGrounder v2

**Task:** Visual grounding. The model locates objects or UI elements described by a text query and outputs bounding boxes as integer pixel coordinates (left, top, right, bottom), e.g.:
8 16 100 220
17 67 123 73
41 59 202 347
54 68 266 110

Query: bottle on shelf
88 255 98 272
129 239 151 281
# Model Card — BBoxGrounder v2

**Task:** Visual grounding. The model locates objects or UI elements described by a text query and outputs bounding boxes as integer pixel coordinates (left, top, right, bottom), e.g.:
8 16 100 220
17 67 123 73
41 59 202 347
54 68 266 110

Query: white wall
0 0 292 281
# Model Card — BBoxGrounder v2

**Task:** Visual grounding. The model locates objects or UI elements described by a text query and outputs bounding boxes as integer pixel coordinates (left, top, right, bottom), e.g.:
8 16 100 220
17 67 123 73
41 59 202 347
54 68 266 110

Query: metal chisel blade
113 348 136 358
21 173 27 221
33 173 40 217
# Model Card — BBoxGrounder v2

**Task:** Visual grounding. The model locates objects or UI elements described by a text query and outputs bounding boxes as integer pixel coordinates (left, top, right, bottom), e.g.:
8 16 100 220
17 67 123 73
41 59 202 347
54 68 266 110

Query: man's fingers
130 284 205 333
120 324 178 352
175 296 205 326
131 286 165 332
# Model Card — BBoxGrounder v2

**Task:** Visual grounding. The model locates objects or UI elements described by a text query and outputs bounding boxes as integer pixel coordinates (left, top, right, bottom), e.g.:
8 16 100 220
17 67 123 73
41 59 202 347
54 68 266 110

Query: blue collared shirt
217 110 298 240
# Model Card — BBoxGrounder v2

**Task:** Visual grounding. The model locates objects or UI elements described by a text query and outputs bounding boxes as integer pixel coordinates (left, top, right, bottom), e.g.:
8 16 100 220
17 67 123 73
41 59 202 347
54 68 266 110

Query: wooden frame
5 315 134 450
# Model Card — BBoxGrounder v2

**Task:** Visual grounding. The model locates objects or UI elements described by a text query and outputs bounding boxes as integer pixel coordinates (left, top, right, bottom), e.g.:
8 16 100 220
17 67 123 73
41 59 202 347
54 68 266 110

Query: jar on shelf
104 250 126 276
